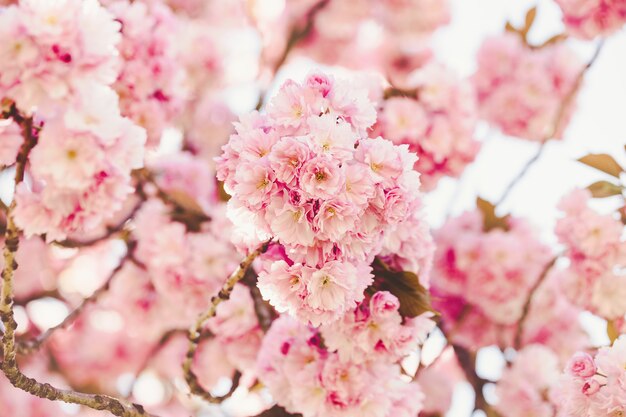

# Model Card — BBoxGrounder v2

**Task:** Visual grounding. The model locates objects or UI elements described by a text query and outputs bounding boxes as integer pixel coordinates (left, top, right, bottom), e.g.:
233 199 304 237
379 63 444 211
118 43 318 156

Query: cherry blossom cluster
254 0 449 77
218 72 430 326
494 345 561 417
0 0 147 242
556 337 626 417
473 32 583 141
431 209 586 353
108 0 188 145
256 294 432 417
320 291 435 364
555 0 626 39
132 197 238 323
373 61 480 190
0 0 121 113
555 189 626 320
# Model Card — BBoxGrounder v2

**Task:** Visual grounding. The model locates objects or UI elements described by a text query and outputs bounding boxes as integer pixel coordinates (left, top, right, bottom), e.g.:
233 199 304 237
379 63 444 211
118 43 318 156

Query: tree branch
0 114 159 417
16 254 130 354
453 344 500 417
255 0 330 110
513 255 559 350
183 240 271 403
496 39 605 206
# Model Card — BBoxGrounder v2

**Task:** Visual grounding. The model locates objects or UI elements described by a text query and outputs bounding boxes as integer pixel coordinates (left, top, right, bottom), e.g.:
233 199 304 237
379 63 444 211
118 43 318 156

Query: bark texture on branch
183 240 271 403
0 115 159 417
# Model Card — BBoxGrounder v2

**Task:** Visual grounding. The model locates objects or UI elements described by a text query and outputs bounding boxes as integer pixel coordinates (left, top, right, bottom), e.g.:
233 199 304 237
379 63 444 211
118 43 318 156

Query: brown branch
513 255 559 350
496 39 605 206
242 269 276 332
0 115 158 417
16 255 129 355
255 0 330 111
183 240 271 403
453 344 500 417
53 199 144 248
126 328 186 398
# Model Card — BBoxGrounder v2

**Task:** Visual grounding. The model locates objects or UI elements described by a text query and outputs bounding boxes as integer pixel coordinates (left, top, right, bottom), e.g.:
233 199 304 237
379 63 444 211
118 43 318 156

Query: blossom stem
495 39 605 207
513 255 560 350
255 0 330 111
0 116 158 417
183 240 271 402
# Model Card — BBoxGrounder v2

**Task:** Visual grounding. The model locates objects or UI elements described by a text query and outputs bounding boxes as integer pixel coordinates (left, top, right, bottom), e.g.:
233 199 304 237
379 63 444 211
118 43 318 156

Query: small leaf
523 6 537 36
373 258 436 318
587 180 623 198
476 197 510 232
607 320 619 345
504 21 517 33
539 33 568 48
578 154 624 178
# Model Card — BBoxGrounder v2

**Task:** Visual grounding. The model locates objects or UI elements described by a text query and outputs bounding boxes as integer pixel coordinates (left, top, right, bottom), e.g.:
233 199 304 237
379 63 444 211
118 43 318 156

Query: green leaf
476 197 510 232
578 154 624 178
586 180 623 198
373 258 436 318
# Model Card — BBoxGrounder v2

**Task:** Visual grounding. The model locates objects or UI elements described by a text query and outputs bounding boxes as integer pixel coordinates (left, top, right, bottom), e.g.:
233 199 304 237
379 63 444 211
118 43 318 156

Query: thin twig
183 240 271 403
0 115 158 417
17 255 129 355
53 199 144 248
513 255 559 350
496 39 605 207
255 0 329 111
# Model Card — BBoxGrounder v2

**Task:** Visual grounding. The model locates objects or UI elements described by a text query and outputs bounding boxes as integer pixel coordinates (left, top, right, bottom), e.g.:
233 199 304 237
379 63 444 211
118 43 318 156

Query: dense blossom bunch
109 0 188 145
556 337 626 417
320 291 435 364
13 84 145 241
494 345 561 417
0 0 121 113
555 0 626 39
432 210 552 325
555 189 626 319
378 208 434 280
0 0 147 241
429 209 585 350
373 62 480 190
133 199 239 322
257 294 432 417
473 32 583 141
218 72 430 326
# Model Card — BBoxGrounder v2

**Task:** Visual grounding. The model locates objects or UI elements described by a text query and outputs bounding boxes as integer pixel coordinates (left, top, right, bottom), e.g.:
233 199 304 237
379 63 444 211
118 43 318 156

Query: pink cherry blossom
473 32 583 141
555 0 626 39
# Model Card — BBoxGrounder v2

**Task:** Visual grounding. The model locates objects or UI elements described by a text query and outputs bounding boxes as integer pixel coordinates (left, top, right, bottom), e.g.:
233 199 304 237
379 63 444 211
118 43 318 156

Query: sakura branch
496 39 605 206
183 240 271 402
255 0 330 110
513 255 560 350
0 116 157 417
16 254 131 355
